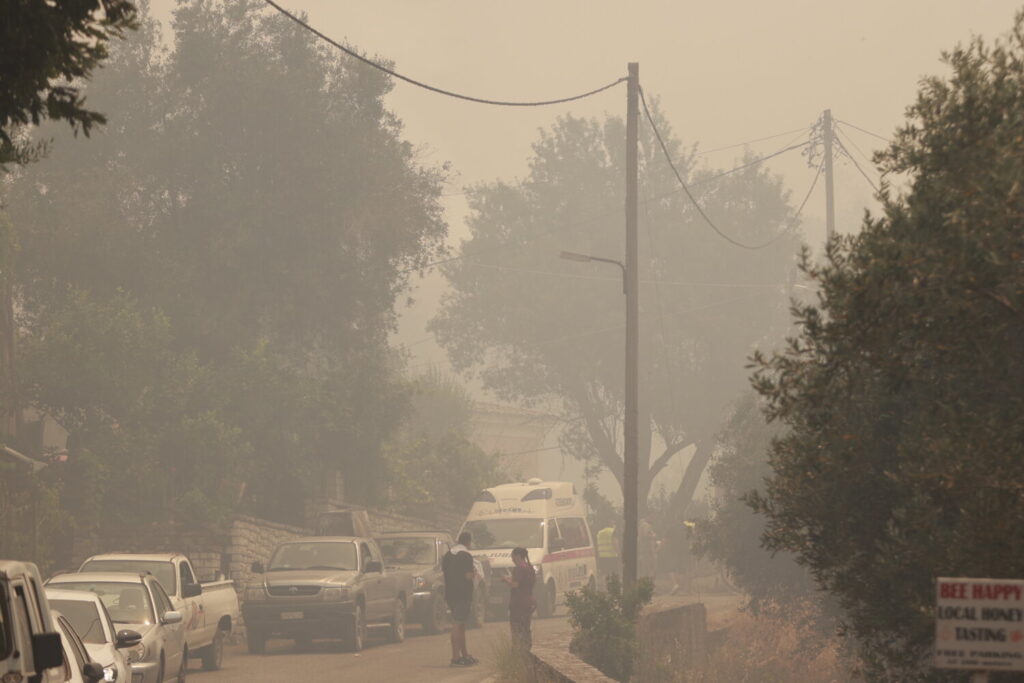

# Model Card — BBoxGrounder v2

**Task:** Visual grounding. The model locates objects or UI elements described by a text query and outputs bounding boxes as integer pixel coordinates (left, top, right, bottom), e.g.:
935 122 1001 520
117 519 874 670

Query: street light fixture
559 251 627 294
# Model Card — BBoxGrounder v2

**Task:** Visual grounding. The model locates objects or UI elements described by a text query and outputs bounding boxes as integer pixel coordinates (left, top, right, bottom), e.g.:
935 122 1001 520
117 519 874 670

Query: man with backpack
442 531 481 667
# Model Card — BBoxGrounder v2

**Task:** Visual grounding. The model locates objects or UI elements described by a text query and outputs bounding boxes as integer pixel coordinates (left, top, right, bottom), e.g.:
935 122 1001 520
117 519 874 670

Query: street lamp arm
559 250 626 293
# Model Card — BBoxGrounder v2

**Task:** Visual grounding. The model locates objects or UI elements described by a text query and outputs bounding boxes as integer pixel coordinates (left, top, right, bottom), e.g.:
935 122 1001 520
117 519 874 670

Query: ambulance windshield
463 518 544 550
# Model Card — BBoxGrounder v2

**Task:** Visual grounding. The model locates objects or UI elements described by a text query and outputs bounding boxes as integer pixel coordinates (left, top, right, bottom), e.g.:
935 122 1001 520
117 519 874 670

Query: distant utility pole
823 108 836 241
623 62 640 589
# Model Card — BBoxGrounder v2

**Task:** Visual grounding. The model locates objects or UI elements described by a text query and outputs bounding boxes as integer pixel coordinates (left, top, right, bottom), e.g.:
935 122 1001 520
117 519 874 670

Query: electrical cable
835 119 889 143
412 122 811 275
696 126 810 156
834 124 874 167
793 158 825 221
407 109 808 274
691 140 808 187
262 0 626 107
833 133 879 193
639 87 789 251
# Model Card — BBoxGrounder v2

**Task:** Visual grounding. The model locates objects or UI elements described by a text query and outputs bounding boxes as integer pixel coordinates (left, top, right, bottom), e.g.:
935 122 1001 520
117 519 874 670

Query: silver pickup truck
242 536 413 653
78 552 240 670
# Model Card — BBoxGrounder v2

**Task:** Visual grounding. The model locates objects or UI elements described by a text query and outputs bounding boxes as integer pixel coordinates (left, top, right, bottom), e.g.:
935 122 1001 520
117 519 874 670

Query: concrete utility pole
823 108 836 241
623 62 640 588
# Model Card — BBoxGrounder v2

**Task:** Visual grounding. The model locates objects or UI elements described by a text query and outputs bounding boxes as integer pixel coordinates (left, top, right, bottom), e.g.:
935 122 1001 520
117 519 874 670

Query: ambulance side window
558 518 588 550
546 519 562 550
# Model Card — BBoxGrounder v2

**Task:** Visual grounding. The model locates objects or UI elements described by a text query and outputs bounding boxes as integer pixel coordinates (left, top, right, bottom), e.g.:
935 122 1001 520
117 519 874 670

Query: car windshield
268 542 357 571
51 582 154 625
462 519 544 550
49 599 107 644
80 560 176 596
378 538 436 566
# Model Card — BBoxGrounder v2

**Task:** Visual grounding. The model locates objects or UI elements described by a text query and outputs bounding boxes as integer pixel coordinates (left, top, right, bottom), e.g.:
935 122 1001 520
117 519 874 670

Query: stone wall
73 504 468 587
366 508 464 537
635 599 707 681
530 630 618 683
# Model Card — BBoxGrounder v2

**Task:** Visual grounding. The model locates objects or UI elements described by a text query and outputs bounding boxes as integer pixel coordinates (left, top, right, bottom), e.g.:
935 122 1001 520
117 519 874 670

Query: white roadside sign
935 577 1024 672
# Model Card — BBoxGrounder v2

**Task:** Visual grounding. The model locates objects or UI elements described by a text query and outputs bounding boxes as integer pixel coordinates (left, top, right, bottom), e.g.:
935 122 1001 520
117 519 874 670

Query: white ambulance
459 479 597 618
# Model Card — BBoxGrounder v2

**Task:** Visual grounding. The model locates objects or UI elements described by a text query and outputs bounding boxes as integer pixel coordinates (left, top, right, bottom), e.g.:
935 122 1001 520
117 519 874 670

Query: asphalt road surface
193 615 571 683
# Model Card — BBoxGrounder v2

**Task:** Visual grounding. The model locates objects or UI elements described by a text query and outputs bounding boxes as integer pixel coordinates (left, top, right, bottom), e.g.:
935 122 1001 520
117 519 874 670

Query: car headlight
244 583 267 601
322 586 350 601
413 575 428 591
127 642 147 664
533 564 542 576
103 664 117 682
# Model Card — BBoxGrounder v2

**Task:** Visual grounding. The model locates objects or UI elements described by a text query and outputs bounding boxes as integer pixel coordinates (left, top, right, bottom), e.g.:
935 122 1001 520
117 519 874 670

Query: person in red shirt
501 546 536 651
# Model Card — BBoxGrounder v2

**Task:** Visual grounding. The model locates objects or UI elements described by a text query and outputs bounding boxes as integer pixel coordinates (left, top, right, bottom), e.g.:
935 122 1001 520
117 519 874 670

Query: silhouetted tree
432 107 800 520
750 15 1024 679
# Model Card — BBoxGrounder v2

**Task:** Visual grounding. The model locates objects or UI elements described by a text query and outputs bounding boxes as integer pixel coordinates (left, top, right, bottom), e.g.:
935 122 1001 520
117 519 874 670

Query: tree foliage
432 108 800 521
381 369 505 515
2 1 447 529
749 16 1024 679
0 0 137 165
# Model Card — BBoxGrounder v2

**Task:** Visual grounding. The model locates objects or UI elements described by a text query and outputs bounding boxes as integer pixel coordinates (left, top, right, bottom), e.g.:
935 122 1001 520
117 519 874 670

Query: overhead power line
833 132 880 193
793 158 825 220
834 124 874 167
696 126 810 156
639 87 789 251
835 119 889 143
262 0 627 106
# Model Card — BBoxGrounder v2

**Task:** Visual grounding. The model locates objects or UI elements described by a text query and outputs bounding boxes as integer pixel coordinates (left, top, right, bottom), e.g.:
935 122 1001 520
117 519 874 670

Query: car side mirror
82 661 105 683
30 631 64 670
162 610 183 625
182 582 202 598
251 561 264 574
364 561 383 574
115 629 142 649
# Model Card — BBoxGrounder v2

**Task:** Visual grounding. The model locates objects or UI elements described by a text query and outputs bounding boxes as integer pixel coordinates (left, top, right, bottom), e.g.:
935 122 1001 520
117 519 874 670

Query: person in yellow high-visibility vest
595 525 619 585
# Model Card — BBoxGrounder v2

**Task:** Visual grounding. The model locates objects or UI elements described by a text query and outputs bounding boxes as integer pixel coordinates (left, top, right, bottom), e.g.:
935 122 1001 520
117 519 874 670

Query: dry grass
695 611 850 683
489 632 561 683
639 603 852 683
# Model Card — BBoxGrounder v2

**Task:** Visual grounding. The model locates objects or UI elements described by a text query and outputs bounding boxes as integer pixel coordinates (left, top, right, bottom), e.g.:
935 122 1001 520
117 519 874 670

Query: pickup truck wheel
201 629 225 670
389 600 406 643
343 604 365 652
246 627 266 655
424 594 449 634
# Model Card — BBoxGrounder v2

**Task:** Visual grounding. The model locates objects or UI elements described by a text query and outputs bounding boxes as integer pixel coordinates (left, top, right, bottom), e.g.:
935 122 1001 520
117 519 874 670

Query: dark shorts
447 598 471 624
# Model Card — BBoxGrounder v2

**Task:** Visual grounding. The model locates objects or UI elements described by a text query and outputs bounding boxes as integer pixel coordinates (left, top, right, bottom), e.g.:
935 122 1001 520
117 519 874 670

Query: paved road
193 615 571 683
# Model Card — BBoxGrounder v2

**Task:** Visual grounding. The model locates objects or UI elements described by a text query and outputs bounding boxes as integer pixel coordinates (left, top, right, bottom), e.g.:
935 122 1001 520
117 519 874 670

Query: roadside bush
565 574 654 682
694 604 851 683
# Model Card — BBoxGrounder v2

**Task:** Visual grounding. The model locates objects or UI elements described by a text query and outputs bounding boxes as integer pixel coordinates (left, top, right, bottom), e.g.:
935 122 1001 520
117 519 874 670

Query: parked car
78 552 239 670
0 560 65 683
46 572 186 683
242 536 414 653
51 610 108 683
375 530 490 632
46 588 140 683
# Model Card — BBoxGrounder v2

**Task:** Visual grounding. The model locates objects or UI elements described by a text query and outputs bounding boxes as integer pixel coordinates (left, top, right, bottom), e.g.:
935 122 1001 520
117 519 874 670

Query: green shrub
565 574 654 682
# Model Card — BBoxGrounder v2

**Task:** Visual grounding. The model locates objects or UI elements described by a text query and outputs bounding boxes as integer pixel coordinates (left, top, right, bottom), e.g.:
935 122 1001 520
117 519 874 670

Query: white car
46 572 186 683
47 588 139 683
52 609 107 683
